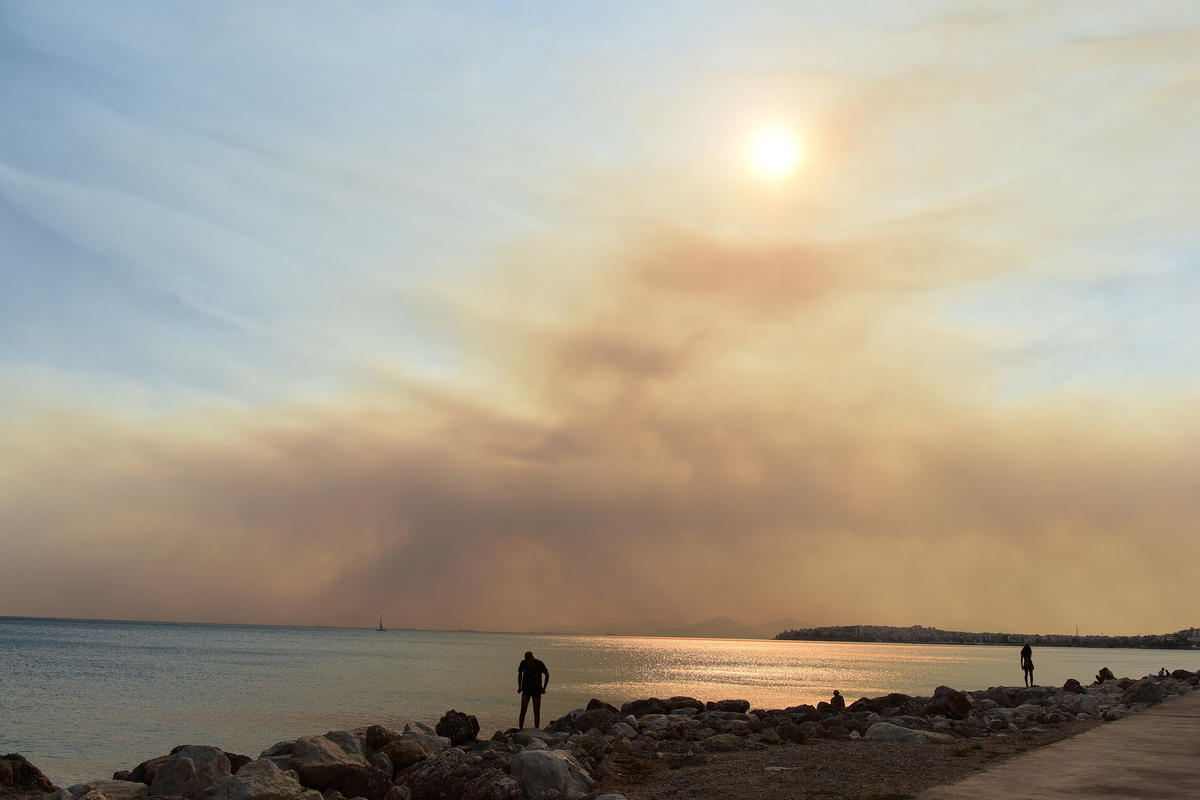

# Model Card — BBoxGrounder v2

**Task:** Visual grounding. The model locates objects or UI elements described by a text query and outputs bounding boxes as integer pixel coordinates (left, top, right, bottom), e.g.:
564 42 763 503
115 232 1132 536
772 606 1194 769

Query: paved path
918 687 1200 799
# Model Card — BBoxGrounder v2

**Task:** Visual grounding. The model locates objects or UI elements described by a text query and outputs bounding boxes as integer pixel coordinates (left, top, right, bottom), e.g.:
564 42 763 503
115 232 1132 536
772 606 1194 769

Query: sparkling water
2 616 1196 785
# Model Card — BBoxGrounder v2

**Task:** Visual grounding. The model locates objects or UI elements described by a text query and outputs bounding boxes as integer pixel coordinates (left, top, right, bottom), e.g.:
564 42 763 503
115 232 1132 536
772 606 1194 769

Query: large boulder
1121 678 1163 707
201 760 322 800
510 730 556 748
619 699 668 718
662 697 704 713
125 755 171 786
1012 686 1051 707
561 709 621 735
435 711 480 747
401 726 451 756
0 754 57 799
849 693 927 718
1061 678 1085 694
775 723 806 744
864 723 955 744
285 734 369 792
706 700 750 714
925 687 972 720
510 751 593 799
699 735 745 753
365 727 402 752
150 746 233 798
584 700 620 715
971 688 1012 709
62 780 149 800
369 752 394 779
1065 694 1101 716
378 741 432 771
333 766 393 800
784 704 820 722
400 750 519 800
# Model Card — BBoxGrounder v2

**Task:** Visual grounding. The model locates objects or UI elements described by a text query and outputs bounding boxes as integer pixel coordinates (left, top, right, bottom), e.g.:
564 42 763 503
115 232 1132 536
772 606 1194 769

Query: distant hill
541 620 687 636
542 616 810 640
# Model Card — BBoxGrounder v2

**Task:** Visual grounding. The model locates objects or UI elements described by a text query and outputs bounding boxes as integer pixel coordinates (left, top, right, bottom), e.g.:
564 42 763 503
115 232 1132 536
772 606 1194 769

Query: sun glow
748 127 801 180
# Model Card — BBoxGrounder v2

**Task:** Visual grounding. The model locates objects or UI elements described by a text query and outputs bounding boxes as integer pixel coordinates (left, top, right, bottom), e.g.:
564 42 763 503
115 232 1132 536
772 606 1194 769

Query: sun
748 126 801 180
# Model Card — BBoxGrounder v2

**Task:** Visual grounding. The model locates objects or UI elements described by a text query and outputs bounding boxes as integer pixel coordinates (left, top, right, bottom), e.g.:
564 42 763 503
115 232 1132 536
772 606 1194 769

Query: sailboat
376 615 386 632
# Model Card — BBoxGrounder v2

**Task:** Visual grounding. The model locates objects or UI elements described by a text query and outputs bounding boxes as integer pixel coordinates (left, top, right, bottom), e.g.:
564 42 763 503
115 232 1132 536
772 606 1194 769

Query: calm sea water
3 616 1198 786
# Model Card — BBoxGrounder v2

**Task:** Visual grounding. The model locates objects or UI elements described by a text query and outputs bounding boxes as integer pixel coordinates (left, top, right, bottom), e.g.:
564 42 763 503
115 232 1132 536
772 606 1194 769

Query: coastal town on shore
776 623 1200 649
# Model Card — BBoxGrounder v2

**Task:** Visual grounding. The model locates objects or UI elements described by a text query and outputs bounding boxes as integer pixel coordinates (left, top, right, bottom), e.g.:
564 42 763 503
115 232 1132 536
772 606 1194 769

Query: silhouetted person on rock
518 651 550 729
831 690 845 712
1020 643 1034 687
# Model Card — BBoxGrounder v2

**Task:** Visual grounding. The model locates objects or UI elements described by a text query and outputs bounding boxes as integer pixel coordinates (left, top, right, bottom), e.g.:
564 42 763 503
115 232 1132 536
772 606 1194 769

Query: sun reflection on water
5 619 1198 786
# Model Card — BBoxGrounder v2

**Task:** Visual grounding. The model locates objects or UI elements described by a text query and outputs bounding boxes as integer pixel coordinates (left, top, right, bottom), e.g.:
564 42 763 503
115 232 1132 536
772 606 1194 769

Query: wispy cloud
2 2 1200 634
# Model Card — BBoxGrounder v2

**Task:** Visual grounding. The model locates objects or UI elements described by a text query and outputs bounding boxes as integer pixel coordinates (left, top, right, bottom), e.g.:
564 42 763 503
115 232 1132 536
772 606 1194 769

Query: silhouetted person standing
517 651 550 729
1020 643 1034 687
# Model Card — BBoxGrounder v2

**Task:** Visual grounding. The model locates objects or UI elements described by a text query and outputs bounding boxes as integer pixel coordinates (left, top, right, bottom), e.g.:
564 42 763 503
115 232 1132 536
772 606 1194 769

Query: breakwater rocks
5 670 1196 800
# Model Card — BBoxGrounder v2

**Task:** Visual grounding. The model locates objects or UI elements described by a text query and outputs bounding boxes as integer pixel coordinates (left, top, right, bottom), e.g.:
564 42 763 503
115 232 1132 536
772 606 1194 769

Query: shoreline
5 668 1196 800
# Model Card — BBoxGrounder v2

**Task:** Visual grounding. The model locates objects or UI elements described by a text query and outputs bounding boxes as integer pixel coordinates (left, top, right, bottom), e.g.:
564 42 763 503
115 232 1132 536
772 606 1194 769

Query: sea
3 616 1198 786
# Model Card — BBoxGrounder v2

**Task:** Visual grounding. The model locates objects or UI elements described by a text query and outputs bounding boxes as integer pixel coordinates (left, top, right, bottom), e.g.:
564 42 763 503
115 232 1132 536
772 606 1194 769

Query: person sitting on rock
831 690 845 712
1095 666 1115 684
1158 667 1169 677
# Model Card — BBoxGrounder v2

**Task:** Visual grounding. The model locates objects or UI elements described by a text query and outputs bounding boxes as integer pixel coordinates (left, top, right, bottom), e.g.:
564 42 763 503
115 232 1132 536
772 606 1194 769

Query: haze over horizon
4 2 1200 637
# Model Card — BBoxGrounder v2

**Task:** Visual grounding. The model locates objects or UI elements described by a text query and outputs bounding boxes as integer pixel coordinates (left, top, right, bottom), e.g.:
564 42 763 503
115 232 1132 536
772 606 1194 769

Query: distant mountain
541 616 811 639
651 616 811 640
541 620 687 636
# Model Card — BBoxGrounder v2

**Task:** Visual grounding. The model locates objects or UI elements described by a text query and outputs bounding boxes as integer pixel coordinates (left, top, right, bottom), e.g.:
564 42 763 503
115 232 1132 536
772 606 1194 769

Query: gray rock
662 697 705 712
585 699 621 715
926 687 972 720
399 731 451 755
328 765 392 800
864 722 954 744
75 781 149 800
201 760 322 800
511 730 557 748
511 750 594 798
377 740 431 771
610 723 638 739
435 710 481 746
1121 678 1163 707
699 735 744 753
364 727 401 752
259 744 294 760
708 700 750 714
150 746 233 798
399 751 519 800
1065 694 1100 716
284 734 380 795
367 753 392 779
320 733 365 763
620 699 669 717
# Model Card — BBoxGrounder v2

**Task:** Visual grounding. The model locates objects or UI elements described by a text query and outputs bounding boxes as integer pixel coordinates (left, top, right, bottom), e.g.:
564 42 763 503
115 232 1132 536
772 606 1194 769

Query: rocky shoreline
3 669 1196 800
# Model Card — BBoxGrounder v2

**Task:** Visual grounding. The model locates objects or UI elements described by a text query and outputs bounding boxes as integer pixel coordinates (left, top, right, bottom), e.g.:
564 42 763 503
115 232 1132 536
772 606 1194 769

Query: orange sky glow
3 3 1199 636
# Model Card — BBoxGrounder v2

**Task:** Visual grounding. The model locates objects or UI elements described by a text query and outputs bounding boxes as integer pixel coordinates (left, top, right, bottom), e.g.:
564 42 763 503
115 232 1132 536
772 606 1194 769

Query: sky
2 1 1199 636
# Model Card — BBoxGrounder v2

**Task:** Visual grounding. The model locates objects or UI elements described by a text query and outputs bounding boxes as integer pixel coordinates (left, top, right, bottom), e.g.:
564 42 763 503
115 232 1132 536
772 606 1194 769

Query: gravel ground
596 720 1101 800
